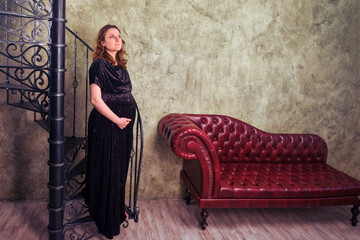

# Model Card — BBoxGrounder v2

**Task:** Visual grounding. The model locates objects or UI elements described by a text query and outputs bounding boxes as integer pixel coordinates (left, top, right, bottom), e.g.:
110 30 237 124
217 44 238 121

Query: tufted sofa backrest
184 114 328 164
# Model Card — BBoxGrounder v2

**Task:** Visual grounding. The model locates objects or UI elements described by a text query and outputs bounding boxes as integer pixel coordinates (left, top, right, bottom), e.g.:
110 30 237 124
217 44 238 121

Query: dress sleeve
89 59 105 89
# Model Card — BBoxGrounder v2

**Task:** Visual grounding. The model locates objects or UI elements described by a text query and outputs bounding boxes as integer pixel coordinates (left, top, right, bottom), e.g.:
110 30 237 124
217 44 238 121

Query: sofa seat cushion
219 163 360 199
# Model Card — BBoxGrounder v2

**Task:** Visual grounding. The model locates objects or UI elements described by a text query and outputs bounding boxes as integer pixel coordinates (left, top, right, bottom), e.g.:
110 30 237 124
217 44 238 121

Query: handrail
0 10 51 20
65 26 93 51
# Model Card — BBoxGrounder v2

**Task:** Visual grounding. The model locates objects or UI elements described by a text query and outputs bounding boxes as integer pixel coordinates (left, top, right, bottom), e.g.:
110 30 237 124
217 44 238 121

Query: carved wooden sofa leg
351 205 359 226
200 209 209 230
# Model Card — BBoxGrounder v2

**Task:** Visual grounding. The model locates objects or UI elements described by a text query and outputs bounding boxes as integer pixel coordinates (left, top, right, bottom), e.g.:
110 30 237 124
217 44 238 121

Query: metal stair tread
8 101 41 112
0 82 45 92
65 156 87 180
35 119 49 132
64 215 93 226
64 136 86 155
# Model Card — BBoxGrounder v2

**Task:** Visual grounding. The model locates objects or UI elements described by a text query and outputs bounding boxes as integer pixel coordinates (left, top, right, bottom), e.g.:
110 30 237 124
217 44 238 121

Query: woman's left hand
116 117 132 129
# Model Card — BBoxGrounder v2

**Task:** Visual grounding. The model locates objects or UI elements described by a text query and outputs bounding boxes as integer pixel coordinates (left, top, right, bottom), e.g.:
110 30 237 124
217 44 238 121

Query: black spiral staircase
0 1 143 239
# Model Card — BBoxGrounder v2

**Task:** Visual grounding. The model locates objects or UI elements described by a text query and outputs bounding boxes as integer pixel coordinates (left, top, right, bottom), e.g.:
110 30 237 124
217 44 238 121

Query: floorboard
0 200 359 240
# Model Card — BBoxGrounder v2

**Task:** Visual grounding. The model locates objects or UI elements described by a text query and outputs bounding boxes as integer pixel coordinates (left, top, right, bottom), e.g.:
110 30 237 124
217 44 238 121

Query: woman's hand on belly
116 117 132 129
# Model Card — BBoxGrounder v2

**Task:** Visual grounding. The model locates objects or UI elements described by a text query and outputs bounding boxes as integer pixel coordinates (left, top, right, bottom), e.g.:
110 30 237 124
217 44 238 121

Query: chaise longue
158 113 360 230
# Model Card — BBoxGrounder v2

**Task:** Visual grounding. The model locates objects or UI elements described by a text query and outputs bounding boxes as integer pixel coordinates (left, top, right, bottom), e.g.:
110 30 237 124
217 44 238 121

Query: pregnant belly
102 92 136 116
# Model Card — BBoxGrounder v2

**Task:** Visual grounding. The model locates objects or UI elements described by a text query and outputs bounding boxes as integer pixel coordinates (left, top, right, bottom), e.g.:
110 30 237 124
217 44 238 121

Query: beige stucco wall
0 0 359 200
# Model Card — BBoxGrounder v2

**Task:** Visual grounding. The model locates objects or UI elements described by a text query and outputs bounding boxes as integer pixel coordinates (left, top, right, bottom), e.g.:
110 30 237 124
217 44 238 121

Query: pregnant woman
82 24 136 239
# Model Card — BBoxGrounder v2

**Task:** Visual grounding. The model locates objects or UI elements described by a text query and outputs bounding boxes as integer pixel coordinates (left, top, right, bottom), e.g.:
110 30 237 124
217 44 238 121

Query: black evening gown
82 58 136 239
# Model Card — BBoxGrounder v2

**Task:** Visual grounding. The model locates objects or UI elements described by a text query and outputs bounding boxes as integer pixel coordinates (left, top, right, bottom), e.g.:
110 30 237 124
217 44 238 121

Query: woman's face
101 28 122 56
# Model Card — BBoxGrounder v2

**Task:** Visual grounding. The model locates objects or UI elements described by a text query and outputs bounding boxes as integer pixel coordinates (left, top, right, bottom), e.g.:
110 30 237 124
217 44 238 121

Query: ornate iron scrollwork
7 0 53 17
64 176 85 200
0 1 52 130
13 67 50 90
64 141 86 199
64 225 105 240
0 17 52 44
64 198 89 223
2 43 50 67
24 89 49 110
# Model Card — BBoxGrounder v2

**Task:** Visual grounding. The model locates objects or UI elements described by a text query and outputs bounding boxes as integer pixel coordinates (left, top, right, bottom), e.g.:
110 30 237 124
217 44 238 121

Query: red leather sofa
158 113 360 230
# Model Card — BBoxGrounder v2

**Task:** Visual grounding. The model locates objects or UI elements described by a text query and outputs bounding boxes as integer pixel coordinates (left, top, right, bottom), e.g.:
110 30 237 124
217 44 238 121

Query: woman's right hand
116 117 132 129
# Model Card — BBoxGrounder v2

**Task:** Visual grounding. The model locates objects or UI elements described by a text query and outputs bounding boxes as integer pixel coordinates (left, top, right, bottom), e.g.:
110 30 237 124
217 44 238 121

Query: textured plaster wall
0 0 359 199
0 101 48 199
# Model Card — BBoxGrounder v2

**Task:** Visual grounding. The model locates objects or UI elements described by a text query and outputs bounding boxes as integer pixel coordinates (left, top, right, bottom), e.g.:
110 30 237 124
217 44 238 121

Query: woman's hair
92 24 127 69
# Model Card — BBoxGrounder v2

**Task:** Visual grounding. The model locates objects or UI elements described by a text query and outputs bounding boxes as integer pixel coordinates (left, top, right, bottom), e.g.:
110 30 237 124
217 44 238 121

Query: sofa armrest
158 113 220 198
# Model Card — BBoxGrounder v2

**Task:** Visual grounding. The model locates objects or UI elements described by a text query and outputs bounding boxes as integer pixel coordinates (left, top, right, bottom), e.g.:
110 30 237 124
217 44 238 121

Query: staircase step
35 119 49 132
65 192 83 201
66 156 87 180
8 101 41 112
0 82 44 92
64 191 84 202
64 136 87 155
64 215 93 226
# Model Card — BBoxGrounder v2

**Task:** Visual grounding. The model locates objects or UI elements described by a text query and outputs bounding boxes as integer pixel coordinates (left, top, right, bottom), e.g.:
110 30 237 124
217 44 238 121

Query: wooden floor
0 200 359 240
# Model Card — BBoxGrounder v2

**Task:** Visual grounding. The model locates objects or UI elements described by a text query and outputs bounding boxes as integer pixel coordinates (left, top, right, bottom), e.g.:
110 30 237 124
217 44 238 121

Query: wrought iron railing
0 0 52 131
64 25 92 138
0 3 91 137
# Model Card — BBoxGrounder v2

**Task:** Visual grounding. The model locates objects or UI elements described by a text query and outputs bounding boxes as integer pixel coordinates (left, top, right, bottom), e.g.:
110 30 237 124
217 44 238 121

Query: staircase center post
48 1 66 240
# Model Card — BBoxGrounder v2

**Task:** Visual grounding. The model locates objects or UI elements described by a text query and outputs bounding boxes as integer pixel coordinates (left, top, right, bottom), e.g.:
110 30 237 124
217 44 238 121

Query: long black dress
82 58 136 239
